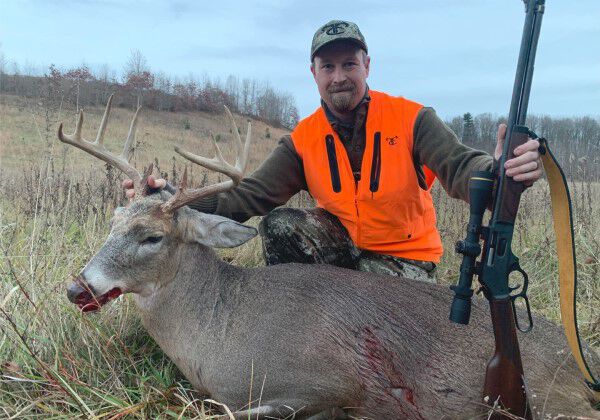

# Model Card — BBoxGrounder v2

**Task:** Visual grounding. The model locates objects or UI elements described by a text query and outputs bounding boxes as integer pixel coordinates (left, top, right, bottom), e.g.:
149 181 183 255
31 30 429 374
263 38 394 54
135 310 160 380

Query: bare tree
124 49 148 79
475 113 497 152
65 64 93 111
0 44 6 91
226 74 239 111
123 49 153 107
155 71 172 111
11 61 21 95
241 78 251 114
94 63 116 104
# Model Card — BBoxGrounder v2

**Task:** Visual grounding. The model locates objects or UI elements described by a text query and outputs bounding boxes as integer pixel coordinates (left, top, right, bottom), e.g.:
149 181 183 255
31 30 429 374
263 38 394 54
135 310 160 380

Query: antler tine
121 105 142 162
209 132 228 171
94 93 114 145
161 178 234 214
223 105 243 155
180 166 189 190
161 108 253 213
139 163 155 194
57 95 144 195
241 120 251 174
58 109 84 143
173 143 237 180
223 105 252 177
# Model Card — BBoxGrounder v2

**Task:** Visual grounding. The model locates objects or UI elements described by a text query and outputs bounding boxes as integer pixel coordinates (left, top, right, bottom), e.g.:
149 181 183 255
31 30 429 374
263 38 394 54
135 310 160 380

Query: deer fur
67 192 600 419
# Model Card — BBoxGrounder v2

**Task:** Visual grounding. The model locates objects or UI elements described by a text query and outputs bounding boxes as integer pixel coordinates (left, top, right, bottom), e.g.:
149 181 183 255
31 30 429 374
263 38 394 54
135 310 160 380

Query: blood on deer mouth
71 286 123 312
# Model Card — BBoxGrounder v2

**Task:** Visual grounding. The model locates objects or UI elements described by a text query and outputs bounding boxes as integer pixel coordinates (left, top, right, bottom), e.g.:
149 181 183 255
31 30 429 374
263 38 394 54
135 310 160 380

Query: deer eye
141 235 163 245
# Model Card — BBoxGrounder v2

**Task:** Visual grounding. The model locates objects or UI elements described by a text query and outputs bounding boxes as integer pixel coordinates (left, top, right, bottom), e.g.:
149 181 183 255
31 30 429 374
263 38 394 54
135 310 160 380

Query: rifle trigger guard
509 264 533 333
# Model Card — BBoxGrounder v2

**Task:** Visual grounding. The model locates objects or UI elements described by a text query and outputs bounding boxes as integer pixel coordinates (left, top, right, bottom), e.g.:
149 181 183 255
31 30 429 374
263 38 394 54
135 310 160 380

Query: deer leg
304 407 349 419
223 405 275 419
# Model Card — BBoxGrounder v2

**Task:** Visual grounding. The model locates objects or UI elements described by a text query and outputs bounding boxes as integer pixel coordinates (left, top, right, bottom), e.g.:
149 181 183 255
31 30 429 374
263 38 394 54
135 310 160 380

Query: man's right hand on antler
122 176 166 200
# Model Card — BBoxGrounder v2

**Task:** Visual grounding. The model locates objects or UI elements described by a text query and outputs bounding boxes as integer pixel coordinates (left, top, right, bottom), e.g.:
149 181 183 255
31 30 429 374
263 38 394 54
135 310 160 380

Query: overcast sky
1 0 599 120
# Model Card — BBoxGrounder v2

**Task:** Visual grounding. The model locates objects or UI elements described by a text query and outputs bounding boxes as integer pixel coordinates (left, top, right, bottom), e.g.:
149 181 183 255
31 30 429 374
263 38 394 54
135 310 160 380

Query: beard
327 82 357 113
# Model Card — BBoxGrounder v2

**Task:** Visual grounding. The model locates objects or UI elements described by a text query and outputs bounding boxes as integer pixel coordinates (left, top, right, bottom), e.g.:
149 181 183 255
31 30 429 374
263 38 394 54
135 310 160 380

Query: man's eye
142 236 163 245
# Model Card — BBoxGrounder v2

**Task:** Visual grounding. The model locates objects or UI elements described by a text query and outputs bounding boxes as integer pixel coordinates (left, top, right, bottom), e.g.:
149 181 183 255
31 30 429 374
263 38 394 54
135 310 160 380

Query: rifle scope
449 171 494 324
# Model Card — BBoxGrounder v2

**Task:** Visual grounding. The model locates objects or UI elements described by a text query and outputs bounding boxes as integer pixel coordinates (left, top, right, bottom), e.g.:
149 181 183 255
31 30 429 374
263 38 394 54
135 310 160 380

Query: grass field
0 95 598 418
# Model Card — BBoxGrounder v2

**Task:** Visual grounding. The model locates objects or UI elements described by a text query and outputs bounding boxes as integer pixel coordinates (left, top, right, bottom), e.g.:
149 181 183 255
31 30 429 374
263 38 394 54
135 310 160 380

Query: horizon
1 1 599 120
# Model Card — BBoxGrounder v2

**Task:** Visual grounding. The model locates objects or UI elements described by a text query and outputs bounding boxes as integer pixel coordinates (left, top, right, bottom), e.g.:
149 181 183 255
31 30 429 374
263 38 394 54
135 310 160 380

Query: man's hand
494 124 543 187
122 176 167 200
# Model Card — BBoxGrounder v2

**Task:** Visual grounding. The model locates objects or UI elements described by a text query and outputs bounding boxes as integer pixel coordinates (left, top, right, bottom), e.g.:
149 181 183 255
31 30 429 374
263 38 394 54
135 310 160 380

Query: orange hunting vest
291 90 443 263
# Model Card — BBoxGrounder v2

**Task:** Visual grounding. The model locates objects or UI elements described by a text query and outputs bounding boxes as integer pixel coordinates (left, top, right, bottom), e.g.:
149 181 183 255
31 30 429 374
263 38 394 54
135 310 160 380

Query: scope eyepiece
449 285 474 325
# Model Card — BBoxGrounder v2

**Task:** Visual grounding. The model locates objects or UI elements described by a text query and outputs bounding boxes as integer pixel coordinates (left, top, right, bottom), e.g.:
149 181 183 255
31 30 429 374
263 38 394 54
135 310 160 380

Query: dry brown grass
0 94 598 418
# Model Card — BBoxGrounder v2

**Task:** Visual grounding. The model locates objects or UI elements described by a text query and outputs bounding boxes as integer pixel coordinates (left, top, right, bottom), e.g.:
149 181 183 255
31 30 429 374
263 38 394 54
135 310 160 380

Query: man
125 20 543 283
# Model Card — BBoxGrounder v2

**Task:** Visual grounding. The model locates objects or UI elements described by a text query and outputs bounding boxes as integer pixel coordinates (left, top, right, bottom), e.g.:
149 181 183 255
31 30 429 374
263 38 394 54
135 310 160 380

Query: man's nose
331 66 347 83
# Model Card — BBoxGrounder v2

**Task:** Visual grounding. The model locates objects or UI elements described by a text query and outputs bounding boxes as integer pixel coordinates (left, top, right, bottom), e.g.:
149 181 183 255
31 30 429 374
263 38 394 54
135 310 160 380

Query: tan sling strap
538 137 600 397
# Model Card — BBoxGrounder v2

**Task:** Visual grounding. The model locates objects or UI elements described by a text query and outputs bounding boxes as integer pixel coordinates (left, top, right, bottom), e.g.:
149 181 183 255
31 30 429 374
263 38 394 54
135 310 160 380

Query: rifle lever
509 264 533 332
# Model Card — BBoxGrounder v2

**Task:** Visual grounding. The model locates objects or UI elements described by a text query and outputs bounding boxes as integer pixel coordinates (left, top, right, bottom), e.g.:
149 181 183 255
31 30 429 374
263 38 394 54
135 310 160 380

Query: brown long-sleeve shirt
188 98 493 223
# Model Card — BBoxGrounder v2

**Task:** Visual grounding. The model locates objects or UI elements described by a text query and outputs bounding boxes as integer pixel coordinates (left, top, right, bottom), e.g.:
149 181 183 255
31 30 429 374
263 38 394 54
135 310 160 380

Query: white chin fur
82 265 122 295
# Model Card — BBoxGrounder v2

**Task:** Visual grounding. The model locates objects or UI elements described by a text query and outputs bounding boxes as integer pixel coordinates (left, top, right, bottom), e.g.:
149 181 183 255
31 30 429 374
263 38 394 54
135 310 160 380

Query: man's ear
183 209 257 248
310 62 316 79
364 54 370 77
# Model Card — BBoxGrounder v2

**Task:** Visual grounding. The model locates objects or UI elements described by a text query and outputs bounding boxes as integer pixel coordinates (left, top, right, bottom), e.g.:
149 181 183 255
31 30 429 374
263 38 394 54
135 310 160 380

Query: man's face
311 42 370 119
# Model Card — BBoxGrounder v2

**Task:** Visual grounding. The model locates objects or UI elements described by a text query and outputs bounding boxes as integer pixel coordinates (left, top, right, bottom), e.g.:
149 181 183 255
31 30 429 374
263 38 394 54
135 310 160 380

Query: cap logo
324 22 349 35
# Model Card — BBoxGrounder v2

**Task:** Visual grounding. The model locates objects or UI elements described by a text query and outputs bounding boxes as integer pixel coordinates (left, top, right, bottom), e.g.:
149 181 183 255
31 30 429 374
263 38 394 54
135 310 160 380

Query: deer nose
67 275 96 303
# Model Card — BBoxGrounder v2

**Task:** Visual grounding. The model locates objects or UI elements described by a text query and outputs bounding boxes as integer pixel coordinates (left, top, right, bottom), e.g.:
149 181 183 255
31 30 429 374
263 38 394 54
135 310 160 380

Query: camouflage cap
311 20 367 60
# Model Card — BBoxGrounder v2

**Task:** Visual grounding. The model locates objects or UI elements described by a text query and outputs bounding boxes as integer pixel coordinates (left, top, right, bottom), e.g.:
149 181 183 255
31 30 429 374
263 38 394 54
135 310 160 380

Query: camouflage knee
259 208 357 268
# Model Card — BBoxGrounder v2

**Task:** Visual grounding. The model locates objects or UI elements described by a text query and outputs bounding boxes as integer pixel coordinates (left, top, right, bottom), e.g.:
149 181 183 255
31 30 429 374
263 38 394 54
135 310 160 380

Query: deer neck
134 242 226 311
131 242 243 388
132 242 245 348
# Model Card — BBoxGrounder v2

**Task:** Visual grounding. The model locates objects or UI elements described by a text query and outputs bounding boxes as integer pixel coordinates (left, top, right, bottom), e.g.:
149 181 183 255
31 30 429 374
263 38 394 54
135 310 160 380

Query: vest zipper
325 135 342 193
355 176 361 246
369 131 382 195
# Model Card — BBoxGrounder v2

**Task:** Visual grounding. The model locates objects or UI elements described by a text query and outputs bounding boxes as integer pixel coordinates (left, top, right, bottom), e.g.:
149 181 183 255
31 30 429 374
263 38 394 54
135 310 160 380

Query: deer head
60 96 256 312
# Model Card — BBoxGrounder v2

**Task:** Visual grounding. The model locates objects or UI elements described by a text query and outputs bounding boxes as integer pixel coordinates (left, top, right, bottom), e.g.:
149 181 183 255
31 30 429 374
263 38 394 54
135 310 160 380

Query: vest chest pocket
325 135 341 193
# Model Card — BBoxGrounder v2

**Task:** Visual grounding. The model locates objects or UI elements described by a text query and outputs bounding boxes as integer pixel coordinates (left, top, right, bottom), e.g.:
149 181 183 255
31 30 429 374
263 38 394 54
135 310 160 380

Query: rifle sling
539 137 600 396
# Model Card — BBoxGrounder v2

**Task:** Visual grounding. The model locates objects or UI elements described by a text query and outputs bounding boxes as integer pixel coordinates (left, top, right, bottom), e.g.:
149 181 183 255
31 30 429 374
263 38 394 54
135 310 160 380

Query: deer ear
184 210 257 248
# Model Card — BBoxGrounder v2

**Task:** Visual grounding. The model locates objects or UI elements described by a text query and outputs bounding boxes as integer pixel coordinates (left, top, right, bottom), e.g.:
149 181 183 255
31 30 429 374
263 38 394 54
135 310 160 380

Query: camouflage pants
258 208 436 283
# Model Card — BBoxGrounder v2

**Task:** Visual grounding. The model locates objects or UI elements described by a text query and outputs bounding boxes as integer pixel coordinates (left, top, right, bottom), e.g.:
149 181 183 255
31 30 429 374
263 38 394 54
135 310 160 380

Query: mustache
328 83 355 93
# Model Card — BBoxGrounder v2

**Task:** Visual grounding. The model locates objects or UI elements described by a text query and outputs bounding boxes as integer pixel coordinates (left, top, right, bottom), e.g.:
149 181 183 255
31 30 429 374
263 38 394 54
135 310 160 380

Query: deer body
126 221 597 419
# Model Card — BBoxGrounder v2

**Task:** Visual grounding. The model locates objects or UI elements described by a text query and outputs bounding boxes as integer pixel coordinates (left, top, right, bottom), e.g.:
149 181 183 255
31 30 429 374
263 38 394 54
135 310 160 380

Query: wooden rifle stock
483 298 531 419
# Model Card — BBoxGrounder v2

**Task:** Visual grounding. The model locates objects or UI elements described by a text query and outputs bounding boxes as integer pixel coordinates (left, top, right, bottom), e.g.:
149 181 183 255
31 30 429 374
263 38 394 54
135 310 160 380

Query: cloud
180 43 303 62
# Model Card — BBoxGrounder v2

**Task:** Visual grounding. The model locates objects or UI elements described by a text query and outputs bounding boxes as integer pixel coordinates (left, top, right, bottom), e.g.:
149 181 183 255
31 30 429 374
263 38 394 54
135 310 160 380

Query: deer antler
161 106 251 213
58 94 145 196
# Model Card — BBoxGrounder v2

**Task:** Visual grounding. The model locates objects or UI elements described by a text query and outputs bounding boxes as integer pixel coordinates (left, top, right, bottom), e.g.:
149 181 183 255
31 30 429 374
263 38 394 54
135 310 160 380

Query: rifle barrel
492 0 545 223
517 1 545 125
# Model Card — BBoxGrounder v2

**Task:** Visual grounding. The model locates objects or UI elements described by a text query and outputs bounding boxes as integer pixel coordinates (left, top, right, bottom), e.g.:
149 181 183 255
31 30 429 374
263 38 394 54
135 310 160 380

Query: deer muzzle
67 275 122 313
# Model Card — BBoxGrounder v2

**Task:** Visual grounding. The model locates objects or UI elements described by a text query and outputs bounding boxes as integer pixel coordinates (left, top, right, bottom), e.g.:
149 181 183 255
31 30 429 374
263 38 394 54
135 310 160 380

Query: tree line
0 50 300 129
1 51 597 180
447 112 600 181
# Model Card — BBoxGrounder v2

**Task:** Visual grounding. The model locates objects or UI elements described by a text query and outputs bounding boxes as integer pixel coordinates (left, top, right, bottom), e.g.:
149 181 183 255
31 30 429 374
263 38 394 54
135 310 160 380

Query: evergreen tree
462 112 476 145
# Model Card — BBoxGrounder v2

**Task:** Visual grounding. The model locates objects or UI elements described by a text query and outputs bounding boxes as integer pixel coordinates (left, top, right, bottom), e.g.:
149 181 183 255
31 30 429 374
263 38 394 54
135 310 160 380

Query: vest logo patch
325 22 349 35
386 135 398 146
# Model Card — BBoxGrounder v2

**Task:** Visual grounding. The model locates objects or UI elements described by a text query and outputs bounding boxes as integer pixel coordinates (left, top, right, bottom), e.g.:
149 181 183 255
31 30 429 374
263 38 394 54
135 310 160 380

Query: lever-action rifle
449 1 545 418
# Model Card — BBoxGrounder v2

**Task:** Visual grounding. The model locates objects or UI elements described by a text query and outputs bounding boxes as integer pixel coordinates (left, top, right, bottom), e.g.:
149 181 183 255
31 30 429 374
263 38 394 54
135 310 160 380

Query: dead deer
60 96 600 419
